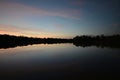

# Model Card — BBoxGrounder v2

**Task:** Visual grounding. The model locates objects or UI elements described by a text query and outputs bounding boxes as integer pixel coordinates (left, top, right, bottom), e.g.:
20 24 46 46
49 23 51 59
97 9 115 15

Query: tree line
0 34 120 49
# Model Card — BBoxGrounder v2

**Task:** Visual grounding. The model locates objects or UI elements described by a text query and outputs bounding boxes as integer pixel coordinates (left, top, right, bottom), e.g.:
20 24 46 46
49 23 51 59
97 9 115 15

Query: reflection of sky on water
0 44 120 74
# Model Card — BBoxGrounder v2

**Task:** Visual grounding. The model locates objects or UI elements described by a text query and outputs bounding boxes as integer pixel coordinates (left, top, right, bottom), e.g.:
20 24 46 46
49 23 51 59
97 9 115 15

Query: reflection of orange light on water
0 43 73 56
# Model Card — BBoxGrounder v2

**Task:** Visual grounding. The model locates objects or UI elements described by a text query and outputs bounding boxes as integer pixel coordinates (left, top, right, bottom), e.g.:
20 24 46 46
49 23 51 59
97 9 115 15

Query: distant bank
0 34 120 49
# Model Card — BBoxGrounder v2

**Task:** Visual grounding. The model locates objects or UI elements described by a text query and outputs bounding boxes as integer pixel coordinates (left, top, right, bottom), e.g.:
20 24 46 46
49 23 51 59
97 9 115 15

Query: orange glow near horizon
0 30 72 38
0 24 72 38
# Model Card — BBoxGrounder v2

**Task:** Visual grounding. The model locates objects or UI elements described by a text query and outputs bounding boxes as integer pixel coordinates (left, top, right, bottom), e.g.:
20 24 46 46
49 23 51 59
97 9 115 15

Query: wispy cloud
52 24 65 28
0 24 23 35
0 24 21 32
0 24 42 36
0 24 70 38
70 0 83 5
0 2 81 19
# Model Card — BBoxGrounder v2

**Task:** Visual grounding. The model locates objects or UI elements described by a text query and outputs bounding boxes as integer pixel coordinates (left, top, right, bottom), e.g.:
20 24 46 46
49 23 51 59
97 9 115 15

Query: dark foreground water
0 44 120 79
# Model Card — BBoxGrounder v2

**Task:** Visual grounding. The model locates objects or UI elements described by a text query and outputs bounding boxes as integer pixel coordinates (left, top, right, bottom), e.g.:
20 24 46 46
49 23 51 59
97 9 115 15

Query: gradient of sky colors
0 0 120 38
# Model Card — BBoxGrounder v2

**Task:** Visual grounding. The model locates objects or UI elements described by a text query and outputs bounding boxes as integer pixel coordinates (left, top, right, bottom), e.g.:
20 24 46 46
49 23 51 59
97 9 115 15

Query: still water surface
0 43 120 79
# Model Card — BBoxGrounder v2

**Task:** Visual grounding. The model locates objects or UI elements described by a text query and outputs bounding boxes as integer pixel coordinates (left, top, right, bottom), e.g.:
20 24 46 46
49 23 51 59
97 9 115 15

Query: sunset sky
0 0 120 38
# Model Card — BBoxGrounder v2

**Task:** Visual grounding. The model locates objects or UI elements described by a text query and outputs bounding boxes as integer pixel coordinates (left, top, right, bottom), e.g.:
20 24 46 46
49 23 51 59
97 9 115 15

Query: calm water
0 44 120 79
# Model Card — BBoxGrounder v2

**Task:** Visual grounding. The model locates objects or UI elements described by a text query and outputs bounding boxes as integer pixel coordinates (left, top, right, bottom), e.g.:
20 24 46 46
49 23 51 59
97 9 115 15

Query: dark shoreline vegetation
0 34 120 49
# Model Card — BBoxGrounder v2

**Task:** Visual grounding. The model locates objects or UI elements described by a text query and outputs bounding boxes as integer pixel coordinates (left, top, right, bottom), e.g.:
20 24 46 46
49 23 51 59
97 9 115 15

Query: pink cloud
0 2 81 19
0 24 64 38
0 24 42 36
0 24 21 32
0 24 25 36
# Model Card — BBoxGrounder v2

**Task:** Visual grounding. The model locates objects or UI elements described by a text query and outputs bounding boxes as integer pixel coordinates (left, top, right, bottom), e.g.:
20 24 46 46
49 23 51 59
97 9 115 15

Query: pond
0 43 120 79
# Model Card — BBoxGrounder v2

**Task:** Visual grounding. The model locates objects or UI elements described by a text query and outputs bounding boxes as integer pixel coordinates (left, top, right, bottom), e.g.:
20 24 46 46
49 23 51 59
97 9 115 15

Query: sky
0 0 120 38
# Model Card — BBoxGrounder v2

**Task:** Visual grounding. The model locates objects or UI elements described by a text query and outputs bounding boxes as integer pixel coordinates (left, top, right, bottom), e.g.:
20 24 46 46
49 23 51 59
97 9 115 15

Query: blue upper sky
0 0 120 38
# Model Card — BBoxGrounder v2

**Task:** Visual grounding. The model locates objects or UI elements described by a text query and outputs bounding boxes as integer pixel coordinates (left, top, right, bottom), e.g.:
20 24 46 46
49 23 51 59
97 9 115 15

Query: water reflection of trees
73 35 120 48
0 34 120 49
